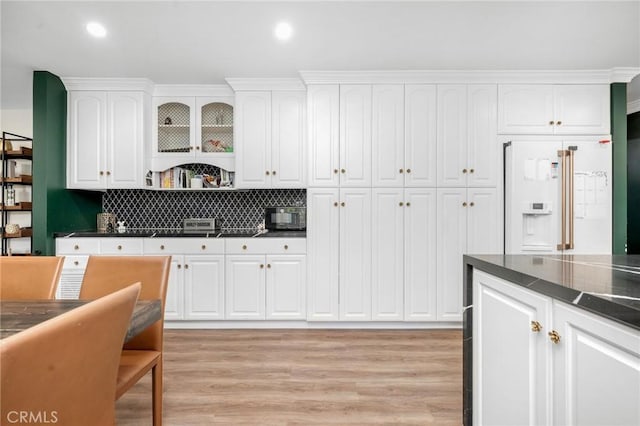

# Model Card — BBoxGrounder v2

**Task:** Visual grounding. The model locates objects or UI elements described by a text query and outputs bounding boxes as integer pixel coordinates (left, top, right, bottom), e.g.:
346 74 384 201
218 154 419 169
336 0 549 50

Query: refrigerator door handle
557 150 568 251
568 149 575 249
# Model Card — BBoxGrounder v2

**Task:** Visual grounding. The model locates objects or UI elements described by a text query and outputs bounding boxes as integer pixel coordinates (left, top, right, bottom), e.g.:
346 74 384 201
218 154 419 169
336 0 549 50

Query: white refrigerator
504 136 612 254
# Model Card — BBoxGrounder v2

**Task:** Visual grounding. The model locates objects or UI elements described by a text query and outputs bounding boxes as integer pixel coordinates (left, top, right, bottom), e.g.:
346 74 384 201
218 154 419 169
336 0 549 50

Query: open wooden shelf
2 147 33 158
0 175 32 184
3 227 33 238
0 202 32 211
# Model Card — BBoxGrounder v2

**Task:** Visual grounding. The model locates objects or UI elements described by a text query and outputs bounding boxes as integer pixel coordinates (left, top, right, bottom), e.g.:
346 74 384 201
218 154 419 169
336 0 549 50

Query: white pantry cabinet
372 85 405 187
234 90 306 188
437 188 500 321
67 91 145 190
340 85 372 187
498 84 610 135
473 270 640 426
437 85 498 187
371 188 437 321
306 188 372 321
225 238 306 320
307 85 340 187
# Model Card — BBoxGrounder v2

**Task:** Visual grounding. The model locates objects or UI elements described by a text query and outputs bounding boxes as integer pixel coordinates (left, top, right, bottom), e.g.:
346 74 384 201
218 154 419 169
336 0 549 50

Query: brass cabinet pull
406 168 411 173
160 245 165 250
462 202 467 207
341 169 346 174
531 321 542 332
462 168 467 174
549 120 555 125
556 121 562 126
341 202 345 207
117 245 122 250
399 202 404 207
399 168 404 174
406 202 411 207
260 264 264 269
334 202 338 207
334 169 339 174
284 245 289 250
242 245 247 250
549 330 561 344
265 171 270 176
201 245 206 250
74 245 79 250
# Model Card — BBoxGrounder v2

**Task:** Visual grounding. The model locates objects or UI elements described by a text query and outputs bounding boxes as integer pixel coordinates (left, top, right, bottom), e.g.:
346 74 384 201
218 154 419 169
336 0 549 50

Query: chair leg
152 356 163 426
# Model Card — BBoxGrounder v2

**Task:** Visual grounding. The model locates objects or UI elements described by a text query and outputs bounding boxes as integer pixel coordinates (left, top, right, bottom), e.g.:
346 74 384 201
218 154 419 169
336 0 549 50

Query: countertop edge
464 255 640 332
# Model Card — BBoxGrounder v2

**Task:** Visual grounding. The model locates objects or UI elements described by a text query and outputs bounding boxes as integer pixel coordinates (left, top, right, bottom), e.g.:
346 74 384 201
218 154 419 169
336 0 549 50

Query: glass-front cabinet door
154 97 195 157
196 98 234 156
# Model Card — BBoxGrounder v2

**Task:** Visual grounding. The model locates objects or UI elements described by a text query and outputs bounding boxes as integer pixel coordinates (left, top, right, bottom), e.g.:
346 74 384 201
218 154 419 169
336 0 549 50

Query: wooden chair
1 282 141 426
0 256 64 299
80 255 171 426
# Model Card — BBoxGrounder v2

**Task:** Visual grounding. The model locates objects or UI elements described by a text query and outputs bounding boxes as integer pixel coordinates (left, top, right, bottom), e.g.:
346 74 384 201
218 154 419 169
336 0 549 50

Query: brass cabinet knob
106 171 111 176
341 169 346 174
531 320 542 333
265 171 270 175
267 264 271 269
406 202 411 207
242 244 247 250
284 245 289 250
399 202 404 207
462 202 468 207
470 202 475 207
470 168 475 174
406 168 411 173
196 146 200 150
272 170 277 175
177 264 182 269
399 168 404 174
185 264 189 269
74 261 79 266
189 146 194 151
462 168 468 174
99 171 104 176
341 202 345 207
549 120 555 125
334 169 339 174
74 245 79 250
260 264 264 269
117 245 122 250
201 245 206 250
549 330 561 344
160 245 165 250
556 121 562 126
334 202 338 207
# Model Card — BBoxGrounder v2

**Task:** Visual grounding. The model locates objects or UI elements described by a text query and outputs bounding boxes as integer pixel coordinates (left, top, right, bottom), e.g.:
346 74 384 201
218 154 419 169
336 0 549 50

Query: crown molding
152 84 234 97
629 99 640 115
300 67 640 85
225 78 306 92
61 77 155 94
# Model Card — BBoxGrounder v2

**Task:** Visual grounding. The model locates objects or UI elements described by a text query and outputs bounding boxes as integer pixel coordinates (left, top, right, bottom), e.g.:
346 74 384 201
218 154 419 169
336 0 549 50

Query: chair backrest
80 255 171 351
1 282 141 426
0 256 65 300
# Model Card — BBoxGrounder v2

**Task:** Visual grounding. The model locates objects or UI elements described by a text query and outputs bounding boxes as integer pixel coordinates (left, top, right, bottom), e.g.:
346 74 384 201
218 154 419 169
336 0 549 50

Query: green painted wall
32 71 101 255
627 111 640 254
611 83 627 254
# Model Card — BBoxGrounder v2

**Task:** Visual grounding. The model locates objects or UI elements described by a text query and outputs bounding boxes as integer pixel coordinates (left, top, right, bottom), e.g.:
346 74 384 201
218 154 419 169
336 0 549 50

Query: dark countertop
54 229 306 239
465 254 640 331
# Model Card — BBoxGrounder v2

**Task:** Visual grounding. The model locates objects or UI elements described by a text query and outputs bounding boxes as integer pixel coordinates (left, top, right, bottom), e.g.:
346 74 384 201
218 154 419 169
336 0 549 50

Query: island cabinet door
552 301 640 426
473 270 552 426
225 255 266 320
183 255 224 320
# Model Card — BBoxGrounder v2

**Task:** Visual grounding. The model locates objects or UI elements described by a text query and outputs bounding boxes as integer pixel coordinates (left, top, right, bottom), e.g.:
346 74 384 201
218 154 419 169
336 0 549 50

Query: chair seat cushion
115 350 161 400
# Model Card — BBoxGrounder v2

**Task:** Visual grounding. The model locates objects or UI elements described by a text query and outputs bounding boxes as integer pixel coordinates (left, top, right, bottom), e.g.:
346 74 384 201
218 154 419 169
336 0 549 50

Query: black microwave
265 207 306 230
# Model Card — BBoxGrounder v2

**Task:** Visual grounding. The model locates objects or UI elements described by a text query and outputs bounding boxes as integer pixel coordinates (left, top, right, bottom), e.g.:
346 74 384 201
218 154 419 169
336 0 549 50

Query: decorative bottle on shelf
5 184 15 207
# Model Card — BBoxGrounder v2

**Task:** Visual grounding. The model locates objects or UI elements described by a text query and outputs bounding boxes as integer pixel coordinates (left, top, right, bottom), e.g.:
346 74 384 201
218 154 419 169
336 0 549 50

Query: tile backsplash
102 189 306 230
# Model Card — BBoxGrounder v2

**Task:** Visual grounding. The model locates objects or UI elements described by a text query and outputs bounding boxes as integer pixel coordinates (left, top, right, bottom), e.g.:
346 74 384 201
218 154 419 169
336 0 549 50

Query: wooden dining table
0 299 162 342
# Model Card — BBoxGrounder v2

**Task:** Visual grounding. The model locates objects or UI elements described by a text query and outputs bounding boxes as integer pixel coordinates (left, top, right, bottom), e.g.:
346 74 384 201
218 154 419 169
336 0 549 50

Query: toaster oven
265 207 306 231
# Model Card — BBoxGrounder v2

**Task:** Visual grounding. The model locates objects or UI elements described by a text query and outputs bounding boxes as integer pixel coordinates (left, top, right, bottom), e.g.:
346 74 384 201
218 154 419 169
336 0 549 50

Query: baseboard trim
165 320 462 329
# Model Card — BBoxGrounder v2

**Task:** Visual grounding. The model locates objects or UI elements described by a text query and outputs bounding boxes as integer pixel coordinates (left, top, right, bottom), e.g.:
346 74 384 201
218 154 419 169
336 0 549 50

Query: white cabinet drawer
143 238 224 255
100 238 143 254
56 238 100 254
225 238 306 254
61 255 89 271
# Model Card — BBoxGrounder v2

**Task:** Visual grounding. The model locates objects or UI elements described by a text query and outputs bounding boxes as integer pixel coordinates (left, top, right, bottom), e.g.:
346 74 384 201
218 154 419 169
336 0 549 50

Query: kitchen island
463 254 640 426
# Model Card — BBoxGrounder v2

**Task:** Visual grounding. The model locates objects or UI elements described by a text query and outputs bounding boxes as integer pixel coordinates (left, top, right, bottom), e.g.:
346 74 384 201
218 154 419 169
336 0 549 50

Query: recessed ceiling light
86 22 107 38
274 22 293 41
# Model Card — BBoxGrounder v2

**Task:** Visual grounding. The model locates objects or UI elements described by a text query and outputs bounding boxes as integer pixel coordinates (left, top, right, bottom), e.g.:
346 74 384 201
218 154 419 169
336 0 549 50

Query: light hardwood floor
116 329 462 425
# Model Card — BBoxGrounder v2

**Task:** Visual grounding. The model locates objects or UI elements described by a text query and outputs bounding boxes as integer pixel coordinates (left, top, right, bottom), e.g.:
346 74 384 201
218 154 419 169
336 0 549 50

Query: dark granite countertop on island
464 254 640 331
54 229 306 239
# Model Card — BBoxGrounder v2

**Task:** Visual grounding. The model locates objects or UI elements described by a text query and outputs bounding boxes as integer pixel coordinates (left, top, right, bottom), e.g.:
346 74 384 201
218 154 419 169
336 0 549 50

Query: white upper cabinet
372 85 405 187
68 91 144 190
235 90 306 189
153 96 196 158
308 85 340 187
437 85 498 188
405 85 437 187
498 84 610 135
340 85 372 187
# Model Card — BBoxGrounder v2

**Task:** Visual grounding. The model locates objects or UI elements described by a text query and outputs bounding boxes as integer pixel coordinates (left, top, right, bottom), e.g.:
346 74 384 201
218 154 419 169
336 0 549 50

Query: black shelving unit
1 131 33 256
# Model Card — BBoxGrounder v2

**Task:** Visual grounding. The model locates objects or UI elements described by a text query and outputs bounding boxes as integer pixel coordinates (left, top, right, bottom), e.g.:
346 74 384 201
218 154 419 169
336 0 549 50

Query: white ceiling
2 0 640 109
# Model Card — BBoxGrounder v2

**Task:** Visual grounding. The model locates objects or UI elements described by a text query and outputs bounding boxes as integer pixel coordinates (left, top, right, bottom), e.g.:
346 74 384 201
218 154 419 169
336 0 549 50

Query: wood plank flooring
115 329 462 425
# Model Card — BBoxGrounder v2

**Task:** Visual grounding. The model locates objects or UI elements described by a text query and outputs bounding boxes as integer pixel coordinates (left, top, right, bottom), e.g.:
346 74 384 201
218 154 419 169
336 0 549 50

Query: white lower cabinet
473 270 640 426
437 187 500 321
184 255 224 320
164 256 185 321
225 238 307 320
